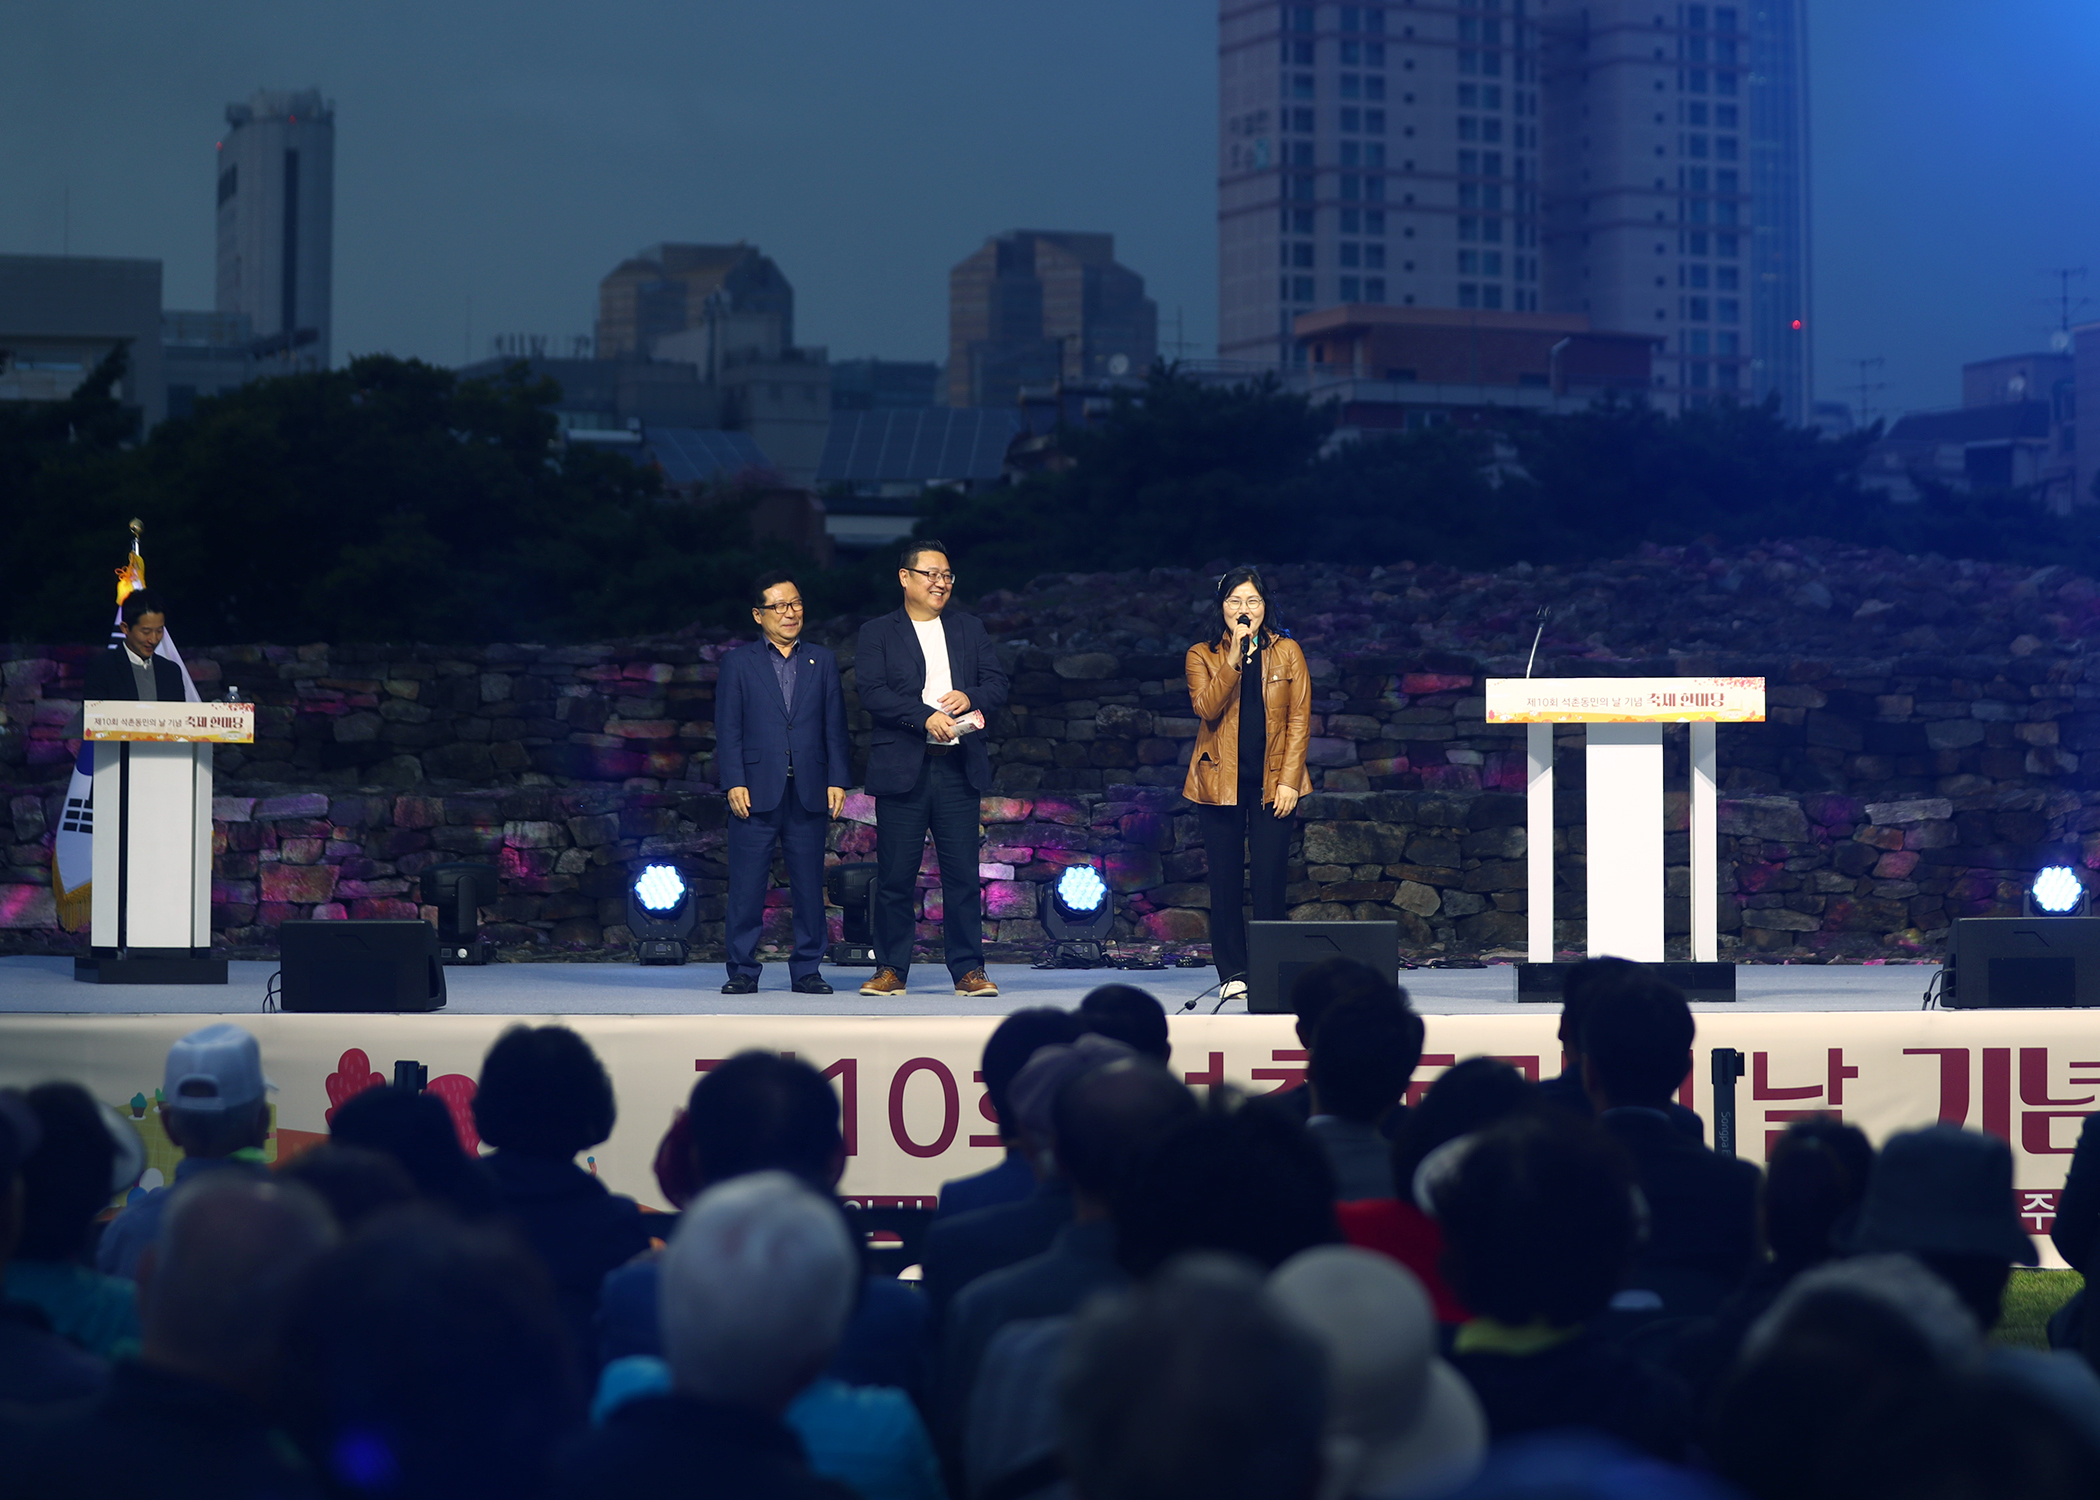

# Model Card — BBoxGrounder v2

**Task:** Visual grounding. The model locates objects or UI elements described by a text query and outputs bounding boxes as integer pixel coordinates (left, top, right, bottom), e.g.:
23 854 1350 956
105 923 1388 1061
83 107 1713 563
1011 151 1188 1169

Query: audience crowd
3 957 2100 1499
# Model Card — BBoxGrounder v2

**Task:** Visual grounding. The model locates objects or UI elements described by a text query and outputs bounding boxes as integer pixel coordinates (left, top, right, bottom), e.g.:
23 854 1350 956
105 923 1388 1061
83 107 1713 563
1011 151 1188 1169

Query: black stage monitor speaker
280 920 447 1013
1247 920 1401 1015
1944 916 2100 1009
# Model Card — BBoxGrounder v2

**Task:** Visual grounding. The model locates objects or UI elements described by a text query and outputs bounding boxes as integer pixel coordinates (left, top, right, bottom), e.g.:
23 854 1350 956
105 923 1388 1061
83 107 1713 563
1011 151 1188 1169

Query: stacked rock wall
4 544 2097 962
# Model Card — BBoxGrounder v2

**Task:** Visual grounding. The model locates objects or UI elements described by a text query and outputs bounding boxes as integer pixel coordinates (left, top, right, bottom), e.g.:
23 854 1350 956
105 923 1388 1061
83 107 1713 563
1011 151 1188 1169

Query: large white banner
1 1010 2090 1267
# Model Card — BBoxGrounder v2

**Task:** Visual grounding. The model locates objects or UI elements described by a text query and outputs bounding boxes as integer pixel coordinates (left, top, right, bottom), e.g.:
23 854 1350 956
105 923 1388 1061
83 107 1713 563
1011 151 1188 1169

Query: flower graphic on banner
324 1050 388 1123
319 1046 480 1155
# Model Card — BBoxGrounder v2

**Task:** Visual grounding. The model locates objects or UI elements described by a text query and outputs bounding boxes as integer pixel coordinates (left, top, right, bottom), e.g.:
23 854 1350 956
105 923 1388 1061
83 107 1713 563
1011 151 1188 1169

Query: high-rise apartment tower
215 89 334 371
1217 2 1808 419
1535 0 1810 421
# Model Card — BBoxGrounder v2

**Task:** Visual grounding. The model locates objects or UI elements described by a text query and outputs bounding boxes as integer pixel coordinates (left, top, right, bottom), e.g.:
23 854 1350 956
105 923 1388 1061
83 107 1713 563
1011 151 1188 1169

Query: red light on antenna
1791 319 1804 331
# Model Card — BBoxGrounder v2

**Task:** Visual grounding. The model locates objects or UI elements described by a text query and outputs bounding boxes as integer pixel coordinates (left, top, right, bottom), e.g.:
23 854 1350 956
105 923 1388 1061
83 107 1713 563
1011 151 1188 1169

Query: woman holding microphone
1184 567 1312 1004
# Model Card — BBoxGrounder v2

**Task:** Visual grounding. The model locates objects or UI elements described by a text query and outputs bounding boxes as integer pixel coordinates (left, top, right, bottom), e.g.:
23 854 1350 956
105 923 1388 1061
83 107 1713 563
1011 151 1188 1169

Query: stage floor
0 955 1939 1017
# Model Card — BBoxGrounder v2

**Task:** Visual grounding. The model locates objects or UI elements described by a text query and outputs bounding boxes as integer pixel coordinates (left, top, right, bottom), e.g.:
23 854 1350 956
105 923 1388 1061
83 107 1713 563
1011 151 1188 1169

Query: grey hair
1741 1253 1986 1368
1060 1253 1327 1500
658 1170 857 1408
148 1173 338 1384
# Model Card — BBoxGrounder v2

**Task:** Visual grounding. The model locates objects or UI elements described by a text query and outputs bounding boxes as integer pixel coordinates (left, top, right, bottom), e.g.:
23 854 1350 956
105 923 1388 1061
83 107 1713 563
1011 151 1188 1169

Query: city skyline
4 0 2100 419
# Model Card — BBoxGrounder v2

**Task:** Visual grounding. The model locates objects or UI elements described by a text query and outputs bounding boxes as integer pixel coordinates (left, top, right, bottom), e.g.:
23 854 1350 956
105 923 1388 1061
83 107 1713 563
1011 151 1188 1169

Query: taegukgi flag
52 522 201 933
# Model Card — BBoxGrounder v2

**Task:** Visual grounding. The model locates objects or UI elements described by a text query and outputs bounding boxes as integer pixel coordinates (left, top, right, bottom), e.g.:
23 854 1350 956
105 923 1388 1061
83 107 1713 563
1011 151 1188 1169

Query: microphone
1238 614 1255 667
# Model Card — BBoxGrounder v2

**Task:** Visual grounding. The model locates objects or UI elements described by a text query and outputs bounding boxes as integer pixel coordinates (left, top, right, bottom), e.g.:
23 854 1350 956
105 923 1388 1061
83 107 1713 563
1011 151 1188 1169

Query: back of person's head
329 1084 498 1217
981 1007 1087 1143
1061 1255 1327 1500
277 1206 581 1497
1579 974 1694 1108
1052 1059 1199 1207
1079 985 1172 1064
686 1051 844 1191
162 1022 274 1160
18 1082 120 1262
659 1171 857 1411
1709 1255 1982 1500
1268 1246 1487 1500
1308 993 1425 1126
1117 1096 1340 1276
1390 1057 1535 1197
1287 958 1400 1045
143 1174 337 1396
0 1090 42 1265
1764 1117 1875 1268
1431 1113 1637 1329
1009 1033 1137 1152
1841 1123 2036 1331
275 1145 419 1233
1555 956 1644 1053
472 1025 615 1159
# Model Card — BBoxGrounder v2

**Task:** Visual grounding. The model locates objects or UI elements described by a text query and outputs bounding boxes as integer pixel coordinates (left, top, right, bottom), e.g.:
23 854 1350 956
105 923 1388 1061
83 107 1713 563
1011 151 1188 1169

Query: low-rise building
0 254 166 426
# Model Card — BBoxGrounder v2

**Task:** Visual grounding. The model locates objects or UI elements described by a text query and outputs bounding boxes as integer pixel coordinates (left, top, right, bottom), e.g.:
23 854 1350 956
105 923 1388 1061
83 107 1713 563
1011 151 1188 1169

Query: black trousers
873 751 983 981
1198 794 1293 983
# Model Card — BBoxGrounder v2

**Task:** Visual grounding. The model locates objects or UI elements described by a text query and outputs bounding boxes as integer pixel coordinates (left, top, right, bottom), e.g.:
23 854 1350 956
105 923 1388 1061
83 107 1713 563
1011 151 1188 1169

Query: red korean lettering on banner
888 1057 959 1159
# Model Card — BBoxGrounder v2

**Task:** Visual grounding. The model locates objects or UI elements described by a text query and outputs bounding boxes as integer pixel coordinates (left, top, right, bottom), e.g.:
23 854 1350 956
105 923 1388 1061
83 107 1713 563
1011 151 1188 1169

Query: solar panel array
817 409 1021 486
643 428 772 485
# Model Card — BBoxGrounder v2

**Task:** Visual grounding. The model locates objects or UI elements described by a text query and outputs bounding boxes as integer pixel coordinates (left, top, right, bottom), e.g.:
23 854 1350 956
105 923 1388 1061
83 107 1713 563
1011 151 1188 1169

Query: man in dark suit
81 589 186 702
716 572 851 996
853 539 1008 998
1582 974 1759 1317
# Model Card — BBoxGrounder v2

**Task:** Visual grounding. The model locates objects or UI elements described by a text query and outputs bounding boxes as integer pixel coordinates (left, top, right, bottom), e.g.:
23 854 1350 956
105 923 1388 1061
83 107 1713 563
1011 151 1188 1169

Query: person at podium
81 589 184 702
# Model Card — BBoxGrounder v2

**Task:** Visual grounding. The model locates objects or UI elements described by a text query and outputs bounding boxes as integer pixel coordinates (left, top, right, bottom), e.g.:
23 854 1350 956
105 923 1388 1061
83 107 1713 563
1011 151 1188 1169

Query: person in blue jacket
716 571 852 996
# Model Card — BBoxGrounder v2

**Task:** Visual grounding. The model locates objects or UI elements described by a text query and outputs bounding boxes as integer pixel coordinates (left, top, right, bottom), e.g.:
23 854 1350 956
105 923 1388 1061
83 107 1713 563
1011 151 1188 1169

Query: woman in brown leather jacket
1184 567 1312 1003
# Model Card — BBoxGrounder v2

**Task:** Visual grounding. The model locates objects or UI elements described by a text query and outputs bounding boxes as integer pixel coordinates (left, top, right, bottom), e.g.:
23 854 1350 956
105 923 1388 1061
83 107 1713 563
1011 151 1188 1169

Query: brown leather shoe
859 967 907 997
953 969 1001 998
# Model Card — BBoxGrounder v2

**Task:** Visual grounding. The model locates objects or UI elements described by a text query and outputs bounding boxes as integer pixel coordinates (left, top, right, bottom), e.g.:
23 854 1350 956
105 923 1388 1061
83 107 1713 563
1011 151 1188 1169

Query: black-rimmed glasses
903 567 957 585
757 600 806 615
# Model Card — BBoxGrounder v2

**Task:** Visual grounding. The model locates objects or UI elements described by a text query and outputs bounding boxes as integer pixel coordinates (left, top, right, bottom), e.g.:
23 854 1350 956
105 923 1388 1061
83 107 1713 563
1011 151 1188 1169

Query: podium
1485 678 1765 994
76 701 255 985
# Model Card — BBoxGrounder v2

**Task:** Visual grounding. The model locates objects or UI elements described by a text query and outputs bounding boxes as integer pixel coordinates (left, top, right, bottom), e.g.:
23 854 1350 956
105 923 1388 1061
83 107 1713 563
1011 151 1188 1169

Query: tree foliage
4 356 2090 645
0 351 811 644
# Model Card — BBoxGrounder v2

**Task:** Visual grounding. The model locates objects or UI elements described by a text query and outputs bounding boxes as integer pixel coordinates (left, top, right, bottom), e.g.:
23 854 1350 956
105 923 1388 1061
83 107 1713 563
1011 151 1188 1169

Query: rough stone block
1717 797 1810 842
1741 906 1819 932
1866 798 1954 825
261 864 340 904
0 883 57 928
1302 822 1410 866
1141 907 1209 942
255 793 331 821
1054 653 1120 680
212 797 256 824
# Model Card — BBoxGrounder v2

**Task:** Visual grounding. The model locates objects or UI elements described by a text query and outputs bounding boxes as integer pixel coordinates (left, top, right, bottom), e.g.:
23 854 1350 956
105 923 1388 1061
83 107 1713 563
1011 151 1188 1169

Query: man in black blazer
1582 972 1759 1317
853 540 1008 998
716 572 852 996
81 589 187 702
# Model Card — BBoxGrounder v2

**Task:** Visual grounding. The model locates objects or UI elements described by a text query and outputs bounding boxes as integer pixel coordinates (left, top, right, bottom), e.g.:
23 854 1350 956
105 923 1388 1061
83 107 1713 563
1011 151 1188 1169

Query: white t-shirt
915 616 953 742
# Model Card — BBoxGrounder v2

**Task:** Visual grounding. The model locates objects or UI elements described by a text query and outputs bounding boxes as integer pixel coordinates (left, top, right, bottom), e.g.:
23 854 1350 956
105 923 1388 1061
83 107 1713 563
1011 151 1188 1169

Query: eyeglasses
757 600 805 615
903 568 957 586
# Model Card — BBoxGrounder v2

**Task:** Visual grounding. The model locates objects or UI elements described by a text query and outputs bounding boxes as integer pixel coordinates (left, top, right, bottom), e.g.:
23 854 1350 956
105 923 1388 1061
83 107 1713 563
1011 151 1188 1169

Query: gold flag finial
129 518 142 539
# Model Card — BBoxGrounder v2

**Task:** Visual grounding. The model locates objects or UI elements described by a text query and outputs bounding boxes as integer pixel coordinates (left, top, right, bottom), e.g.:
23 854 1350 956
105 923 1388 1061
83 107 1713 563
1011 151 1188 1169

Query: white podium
77 701 255 985
1485 678 1764 992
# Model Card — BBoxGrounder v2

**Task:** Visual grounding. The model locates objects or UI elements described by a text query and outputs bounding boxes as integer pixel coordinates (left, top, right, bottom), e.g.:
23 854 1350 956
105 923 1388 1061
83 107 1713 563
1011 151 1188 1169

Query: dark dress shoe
720 974 759 994
792 975 835 995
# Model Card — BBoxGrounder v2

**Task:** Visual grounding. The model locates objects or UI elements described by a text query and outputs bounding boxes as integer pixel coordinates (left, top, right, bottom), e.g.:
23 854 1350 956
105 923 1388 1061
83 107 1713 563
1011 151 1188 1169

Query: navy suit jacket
854 606 1009 796
714 639 851 815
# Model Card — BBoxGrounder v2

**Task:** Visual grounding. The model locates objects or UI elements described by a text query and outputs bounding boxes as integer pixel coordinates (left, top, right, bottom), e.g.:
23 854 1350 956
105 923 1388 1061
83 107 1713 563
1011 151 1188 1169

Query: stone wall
4 545 2098 962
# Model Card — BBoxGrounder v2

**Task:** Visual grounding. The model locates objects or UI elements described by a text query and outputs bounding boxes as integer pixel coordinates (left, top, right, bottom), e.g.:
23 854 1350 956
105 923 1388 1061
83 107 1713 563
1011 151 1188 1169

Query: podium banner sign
84 701 255 744
1485 676 1766 724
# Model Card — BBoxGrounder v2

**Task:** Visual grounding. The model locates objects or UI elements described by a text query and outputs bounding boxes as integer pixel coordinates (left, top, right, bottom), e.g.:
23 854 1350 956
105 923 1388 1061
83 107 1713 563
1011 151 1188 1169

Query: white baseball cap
163 1023 275 1113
